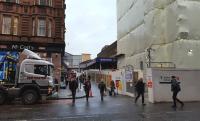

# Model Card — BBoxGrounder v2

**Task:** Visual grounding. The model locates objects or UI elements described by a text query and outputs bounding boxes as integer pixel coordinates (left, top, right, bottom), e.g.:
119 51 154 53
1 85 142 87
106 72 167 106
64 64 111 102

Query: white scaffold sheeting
126 52 146 69
144 0 176 14
117 0 137 21
117 0 200 69
117 0 144 40
144 9 166 45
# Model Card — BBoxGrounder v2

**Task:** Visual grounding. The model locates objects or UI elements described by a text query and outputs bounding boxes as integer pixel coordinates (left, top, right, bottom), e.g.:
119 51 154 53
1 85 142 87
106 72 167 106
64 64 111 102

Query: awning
79 57 117 70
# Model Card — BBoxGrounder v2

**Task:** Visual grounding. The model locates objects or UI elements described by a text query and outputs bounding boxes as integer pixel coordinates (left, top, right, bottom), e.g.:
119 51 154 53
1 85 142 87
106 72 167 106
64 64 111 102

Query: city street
0 83 200 121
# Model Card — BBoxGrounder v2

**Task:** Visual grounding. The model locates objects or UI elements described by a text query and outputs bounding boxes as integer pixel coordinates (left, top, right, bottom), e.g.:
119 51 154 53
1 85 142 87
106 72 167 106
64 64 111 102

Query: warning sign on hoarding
147 80 153 88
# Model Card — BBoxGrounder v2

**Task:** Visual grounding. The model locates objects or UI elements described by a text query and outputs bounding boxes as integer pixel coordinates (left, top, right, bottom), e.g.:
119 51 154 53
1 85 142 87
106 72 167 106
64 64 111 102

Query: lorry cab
18 58 54 88
0 49 55 105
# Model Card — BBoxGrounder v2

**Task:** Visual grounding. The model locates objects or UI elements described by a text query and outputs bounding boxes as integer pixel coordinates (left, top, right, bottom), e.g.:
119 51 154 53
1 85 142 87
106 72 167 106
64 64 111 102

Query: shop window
37 19 46 36
2 16 11 34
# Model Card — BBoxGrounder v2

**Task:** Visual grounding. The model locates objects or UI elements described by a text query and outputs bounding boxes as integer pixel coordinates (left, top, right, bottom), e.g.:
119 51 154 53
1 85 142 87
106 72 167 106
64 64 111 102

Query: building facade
97 41 117 58
0 0 65 81
117 0 200 73
81 53 91 62
62 52 91 73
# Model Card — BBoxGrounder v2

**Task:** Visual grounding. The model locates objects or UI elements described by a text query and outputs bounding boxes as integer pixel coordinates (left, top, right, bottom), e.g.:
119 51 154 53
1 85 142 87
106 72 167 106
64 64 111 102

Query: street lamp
146 47 155 68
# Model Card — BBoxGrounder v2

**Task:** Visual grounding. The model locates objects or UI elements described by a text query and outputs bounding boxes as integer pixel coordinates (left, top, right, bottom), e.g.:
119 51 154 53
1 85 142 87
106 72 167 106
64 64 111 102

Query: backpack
172 80 181 92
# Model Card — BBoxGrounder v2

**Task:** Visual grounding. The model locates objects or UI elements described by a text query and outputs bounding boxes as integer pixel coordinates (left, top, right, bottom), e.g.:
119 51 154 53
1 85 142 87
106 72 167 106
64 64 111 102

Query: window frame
32 19 35 36
2 0 19 3
2 15 12 35
13 17 19 35
37 18 46 37
38 0 46 6
48 19 52 37
47 0 52 7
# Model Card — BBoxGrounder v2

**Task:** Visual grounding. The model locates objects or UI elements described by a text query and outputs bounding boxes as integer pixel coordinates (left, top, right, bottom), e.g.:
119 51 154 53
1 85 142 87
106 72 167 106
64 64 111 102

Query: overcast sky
65 0 117 59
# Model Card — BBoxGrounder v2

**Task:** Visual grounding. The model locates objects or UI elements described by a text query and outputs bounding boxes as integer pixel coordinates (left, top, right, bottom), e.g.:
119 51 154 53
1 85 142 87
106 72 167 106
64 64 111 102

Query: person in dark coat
84 76 91 102
110 80 116 96
98 80 106 101
135 78 145 105
54 78 59 92
171 76 184 108
69 75 78 103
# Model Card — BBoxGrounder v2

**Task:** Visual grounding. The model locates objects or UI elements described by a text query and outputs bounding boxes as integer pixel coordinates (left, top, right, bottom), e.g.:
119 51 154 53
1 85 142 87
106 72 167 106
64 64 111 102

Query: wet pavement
0 82 200 121
49 83 86 99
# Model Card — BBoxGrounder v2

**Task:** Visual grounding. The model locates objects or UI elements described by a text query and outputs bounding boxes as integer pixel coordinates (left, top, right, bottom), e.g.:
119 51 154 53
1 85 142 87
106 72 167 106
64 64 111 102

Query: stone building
0 0 65 81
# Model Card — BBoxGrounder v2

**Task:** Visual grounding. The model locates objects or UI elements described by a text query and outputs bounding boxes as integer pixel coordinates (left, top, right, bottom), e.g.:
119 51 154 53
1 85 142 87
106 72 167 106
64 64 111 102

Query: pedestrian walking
54 78 59 92
84 76 91 102
98 80 106 101
65 75 69 88
69 75 78 104
109 80 116 96
135 78 146 105
171 76 184 108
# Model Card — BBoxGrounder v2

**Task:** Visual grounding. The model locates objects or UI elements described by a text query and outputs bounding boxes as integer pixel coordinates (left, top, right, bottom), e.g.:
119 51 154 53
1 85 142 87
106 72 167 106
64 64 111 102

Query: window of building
32 19 35 36
38 0 52 6
2 16 11 34
2 0 19 3
48 20 52 37
47 0 52 6
37 19 46 36
39 0 46 5
13 17 18 35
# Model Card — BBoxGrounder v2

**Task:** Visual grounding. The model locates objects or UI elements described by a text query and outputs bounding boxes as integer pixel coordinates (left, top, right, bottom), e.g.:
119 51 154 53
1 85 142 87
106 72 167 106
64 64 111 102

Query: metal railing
149 62 176 68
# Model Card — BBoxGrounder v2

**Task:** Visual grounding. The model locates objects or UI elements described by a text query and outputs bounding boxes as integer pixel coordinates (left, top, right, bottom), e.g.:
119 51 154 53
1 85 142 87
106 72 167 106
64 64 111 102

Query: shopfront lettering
11 45 35 50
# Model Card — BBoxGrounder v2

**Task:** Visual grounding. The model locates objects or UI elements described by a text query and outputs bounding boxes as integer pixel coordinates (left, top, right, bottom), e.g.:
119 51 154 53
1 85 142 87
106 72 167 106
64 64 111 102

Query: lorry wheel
22 90 38 105
0 91 6 105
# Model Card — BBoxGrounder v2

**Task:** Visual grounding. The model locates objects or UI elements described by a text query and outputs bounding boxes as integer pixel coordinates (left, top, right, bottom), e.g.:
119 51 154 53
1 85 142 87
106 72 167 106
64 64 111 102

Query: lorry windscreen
34 65 48 75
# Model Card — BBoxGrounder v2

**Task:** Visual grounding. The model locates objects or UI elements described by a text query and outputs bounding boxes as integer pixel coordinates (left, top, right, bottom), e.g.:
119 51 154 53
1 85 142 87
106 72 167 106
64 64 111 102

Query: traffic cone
89 90 93 97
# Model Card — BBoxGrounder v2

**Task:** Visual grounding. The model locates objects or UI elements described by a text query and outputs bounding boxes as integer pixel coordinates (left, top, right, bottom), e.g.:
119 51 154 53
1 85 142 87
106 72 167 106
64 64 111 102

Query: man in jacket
110 80 116 96
98 80 106 101
69 75 78 104
135 78 145 105
84 76 92 102
171 76 184 108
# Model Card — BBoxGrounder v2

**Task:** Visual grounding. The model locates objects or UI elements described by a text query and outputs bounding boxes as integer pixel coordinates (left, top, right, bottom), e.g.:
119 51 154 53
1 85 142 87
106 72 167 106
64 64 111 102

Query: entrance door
126 71 138 94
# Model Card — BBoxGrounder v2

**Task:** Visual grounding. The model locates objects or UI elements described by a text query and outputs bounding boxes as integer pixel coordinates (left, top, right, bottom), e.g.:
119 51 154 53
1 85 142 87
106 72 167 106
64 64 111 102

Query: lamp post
146 47 155 68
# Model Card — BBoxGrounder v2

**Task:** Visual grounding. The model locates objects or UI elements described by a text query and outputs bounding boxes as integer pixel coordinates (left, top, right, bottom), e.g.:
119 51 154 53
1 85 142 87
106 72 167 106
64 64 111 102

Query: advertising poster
0 51 19 82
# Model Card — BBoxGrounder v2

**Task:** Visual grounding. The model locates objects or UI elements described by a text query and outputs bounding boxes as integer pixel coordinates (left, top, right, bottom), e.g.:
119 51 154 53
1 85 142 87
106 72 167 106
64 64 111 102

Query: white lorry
0 49 55 105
